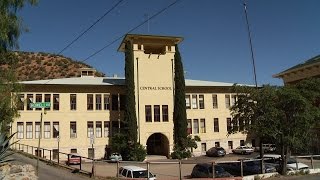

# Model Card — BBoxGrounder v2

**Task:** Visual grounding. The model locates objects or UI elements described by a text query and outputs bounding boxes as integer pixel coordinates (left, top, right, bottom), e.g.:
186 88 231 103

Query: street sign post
30 102 51 108
34 102 50 176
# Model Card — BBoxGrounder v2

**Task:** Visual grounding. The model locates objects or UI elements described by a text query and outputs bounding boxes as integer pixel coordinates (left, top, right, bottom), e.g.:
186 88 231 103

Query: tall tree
0 0 37 132
229 80 320 175
123 41 137 143
173 45 188 149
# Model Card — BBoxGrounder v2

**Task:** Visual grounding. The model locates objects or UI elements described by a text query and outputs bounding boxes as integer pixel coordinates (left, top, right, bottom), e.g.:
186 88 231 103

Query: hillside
1 51 104 81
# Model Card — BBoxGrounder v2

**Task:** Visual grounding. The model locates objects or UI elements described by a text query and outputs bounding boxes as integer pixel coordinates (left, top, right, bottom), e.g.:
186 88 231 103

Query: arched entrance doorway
146 133 169 157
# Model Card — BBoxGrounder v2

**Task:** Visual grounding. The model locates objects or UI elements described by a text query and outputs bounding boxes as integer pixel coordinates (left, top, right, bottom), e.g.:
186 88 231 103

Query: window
200 119 206 133
187 119 192 135
120 95 126 110
71 149 77 154
252 139 256 147
26 122 33 139
35 94 42 110
35 122 40 139
18 94 24 110
53 122 59 138
239 119 244 131
96 94 102 110
193 119 199 134
70 122 76 138
111 95 118 111
225 95 230 108
52 149 58 160
240 140 245 146
154 105 160 122
88 148 95 159
231 95 237 106
53 94 59 110
212 94 218 109
96 121 102 138
199 95 205 109
104 121 110 137
185 95 191 109
44 94 51 110
87 121 94 137
192 95 198 109
228 141 233 149
201 143 207 152
214 118 219 132
17 122 23 139
27 94 33 110
104 94 110 110
145 105 152 122
227 118 232 131
44 122 50 139
215 142 220 147
87 94 93 110
70 94 76 110
162 105 168 122
35 150 42 157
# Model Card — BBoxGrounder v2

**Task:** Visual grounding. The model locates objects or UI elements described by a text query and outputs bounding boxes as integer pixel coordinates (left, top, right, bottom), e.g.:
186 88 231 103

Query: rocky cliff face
0 164 37 180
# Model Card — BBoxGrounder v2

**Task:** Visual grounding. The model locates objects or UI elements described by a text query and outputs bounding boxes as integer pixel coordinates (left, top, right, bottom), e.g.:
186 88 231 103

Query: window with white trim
200 119 206 133
193 119 199 134
53 122 59 138
96 121 102 138
87 121 94 137
17 122 24 139
104 121 109 137
70 122 76 138
35 122 40 139
44 122 50 139
199 95 205 109
192 95 198 109
26 122 33 139
185 95 191 109
225 95 231 108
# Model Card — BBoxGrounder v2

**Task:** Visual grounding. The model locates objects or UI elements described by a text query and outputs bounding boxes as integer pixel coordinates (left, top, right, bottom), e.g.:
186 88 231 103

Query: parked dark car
219 159 276 176
191 163 233 178
206 147 226 157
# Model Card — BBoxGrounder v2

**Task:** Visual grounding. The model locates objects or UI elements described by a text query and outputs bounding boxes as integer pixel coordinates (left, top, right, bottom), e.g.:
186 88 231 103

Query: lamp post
57 135 60 164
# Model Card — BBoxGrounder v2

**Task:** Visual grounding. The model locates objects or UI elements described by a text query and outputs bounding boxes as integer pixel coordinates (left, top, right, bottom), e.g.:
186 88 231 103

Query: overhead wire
81 0 183 62
58 0 125 54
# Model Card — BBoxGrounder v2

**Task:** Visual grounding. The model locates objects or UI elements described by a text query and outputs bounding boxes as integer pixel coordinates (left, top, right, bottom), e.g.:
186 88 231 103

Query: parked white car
232 146 254 155
255 144 276 153
118 166 157 179
257 154 309 171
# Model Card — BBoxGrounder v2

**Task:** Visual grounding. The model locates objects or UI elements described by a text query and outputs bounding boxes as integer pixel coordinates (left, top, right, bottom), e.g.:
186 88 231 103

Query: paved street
11 152 91 180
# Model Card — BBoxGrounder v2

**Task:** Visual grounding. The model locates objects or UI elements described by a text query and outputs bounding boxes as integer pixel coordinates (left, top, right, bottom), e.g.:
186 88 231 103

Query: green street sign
30 102 51 108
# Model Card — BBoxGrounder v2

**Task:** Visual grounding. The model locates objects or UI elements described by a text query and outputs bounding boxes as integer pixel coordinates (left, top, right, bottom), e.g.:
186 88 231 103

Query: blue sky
17 0 320 85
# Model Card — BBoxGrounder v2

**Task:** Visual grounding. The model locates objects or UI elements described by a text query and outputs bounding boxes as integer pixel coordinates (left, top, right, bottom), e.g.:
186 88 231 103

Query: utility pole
243 1 258 88
243 1 264 173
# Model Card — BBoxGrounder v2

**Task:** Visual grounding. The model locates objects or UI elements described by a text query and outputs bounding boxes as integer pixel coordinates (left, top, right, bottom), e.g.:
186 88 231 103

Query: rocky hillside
1 51 104 81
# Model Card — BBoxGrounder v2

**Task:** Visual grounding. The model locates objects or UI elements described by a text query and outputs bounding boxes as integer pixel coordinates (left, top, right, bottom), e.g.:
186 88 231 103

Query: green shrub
128 144 147 162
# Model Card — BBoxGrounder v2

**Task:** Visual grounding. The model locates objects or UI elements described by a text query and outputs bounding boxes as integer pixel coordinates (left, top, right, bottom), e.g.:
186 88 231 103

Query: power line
82 0 183 62
58 0 125 54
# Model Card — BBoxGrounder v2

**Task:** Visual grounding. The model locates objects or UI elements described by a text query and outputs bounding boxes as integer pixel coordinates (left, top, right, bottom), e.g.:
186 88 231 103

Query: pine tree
124 41 138 143
173 45 188 149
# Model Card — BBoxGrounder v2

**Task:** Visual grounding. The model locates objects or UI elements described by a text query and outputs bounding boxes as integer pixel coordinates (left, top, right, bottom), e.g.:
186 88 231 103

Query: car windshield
287 158 297 164
132 170 153 178
216 147 224 150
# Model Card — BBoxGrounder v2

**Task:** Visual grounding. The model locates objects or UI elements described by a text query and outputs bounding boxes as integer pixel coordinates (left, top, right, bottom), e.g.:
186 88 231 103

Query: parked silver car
232 146 254 155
